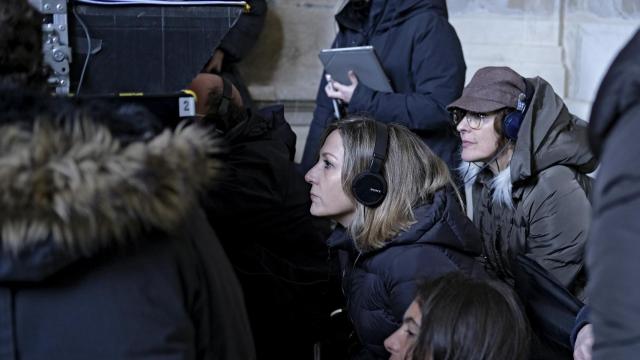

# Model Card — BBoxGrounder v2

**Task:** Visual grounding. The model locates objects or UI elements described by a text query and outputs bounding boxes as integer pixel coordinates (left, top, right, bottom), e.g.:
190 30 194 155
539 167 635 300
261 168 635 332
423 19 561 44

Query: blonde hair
321 116 460 251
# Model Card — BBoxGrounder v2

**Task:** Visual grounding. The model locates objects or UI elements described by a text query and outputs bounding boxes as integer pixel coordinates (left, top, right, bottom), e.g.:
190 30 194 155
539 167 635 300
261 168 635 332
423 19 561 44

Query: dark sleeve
587 106 640 359
218 0 267 62
206 146 288 217
186 206 256 360
524 168 590 290
570 305 590 347
347 16 465 132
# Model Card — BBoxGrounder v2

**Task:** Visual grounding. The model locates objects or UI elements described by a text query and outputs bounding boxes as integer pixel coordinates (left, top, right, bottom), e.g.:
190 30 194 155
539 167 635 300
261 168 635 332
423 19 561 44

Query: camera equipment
30 0 245 126
33 0 245 95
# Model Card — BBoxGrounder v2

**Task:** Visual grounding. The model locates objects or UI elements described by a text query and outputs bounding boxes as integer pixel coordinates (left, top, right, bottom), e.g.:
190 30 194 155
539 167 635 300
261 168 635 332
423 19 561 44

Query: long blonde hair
321 116 459 251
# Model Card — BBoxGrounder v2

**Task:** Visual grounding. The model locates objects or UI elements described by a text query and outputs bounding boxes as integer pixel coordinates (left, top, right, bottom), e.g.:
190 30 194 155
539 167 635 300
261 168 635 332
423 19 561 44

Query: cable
72 6 91 95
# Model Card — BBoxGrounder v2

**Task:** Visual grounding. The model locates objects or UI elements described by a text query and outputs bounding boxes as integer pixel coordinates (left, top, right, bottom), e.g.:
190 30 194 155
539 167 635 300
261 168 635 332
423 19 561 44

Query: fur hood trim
0 119 222 255
458 161 514 209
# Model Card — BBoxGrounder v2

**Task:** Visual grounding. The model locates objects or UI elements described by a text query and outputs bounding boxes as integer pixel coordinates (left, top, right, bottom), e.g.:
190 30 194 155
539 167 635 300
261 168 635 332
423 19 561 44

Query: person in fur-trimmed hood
0 1 255 359
448 66 597 299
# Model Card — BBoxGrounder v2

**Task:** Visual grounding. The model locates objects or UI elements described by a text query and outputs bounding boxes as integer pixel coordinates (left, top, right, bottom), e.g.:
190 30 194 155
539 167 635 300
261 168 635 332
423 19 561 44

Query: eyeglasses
452 110 489 130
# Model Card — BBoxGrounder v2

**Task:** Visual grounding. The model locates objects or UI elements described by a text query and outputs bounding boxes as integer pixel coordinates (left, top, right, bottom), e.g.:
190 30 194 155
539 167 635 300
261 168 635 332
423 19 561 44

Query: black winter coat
0 90 254 360
327 189 485 359
586 28 640 360
203 105 333 359
301 0 465 173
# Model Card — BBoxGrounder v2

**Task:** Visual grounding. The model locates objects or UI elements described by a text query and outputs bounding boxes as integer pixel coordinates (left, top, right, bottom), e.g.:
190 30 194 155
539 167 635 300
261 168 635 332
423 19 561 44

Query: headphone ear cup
352 171 387 207
502 111 523 141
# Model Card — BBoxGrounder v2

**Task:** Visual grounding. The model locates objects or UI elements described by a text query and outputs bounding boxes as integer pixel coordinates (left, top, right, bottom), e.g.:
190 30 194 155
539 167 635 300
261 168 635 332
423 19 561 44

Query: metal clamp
29 0 67 14
37 0 71 94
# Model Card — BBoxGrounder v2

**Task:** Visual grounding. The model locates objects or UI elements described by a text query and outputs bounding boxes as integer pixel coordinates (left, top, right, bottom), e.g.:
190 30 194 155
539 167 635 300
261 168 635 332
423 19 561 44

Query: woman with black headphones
304 117 485 359
449 66 597 357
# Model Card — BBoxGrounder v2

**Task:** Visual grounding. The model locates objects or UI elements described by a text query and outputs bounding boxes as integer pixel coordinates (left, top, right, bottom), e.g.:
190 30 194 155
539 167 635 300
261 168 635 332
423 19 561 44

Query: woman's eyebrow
320 151 338 161
402 316 418 326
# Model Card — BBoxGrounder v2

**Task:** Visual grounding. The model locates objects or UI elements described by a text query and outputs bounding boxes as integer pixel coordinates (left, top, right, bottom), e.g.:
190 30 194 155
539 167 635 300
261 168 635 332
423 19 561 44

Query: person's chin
461 151 483 163
309 205 323 217
461 154 477 162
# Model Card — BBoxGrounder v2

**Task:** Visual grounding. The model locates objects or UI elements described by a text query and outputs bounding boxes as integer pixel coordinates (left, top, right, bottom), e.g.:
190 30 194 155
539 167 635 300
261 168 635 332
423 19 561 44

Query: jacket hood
588 29 640 158
509 77 597 184
335 0 448 33
327 188 481 256
0 91 222 281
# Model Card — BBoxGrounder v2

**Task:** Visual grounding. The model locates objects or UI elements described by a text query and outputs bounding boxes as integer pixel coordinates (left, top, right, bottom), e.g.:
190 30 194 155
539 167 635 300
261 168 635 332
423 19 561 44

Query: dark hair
0 0 48 90
411 272 530 360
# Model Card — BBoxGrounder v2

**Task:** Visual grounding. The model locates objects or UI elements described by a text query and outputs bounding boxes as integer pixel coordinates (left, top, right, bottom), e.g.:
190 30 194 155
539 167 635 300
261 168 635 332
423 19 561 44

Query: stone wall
238 0 640 162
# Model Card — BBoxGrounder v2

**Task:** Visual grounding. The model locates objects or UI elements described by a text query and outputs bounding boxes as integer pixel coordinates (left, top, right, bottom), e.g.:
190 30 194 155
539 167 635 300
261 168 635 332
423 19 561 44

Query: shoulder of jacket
521 166 587 205
381 242 456 278
406 11 454 34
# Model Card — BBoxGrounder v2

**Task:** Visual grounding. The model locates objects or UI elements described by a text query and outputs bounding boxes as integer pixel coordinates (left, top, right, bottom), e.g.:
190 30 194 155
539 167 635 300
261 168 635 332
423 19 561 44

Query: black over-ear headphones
502 77 534 141
218 75 233 117
351 121 389 207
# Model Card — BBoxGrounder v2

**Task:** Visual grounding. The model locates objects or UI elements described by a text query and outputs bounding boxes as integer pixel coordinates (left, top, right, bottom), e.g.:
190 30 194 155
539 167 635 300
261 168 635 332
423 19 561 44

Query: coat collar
0 94 222 256
327 188 477 254
334 0 448 33
458 161 514 209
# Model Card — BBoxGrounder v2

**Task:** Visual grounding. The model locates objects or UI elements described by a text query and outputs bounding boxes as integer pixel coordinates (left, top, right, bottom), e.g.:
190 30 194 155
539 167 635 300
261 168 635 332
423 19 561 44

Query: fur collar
0 119 221 255
458 161 514 209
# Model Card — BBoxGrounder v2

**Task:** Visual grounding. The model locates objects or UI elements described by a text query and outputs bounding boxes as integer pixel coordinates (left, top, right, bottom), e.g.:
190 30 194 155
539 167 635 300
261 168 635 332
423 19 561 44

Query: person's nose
384 328 401 354
456 117 470 134
304 162 319 185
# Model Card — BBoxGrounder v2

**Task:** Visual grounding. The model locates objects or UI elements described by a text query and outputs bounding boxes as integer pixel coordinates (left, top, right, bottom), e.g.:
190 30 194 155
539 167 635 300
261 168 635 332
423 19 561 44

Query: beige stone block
451 15 561 46
449 0 558 16
241 0 337 101
567 0 640 18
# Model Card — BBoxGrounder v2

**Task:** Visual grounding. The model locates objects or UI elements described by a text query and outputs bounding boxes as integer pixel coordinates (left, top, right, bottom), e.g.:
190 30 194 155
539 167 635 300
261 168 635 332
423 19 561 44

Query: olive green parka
461 76 597 299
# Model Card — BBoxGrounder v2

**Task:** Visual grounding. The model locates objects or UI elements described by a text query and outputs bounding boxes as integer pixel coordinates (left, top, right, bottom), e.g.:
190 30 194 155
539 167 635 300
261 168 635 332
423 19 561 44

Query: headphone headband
218 75 233 116
351 121 389 208
519 77 534 113
502 77 534 141
369 121 389 174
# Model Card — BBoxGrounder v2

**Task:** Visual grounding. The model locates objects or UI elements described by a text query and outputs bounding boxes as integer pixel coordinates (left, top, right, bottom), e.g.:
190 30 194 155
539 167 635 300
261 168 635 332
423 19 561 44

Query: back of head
411 272 530 360
323 115 455 251
0 0 48 90
187 73 246 133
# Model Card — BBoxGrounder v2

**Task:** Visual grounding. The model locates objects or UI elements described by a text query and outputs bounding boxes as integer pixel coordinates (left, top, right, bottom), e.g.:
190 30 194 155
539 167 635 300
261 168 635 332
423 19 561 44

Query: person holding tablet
300 0 466 174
